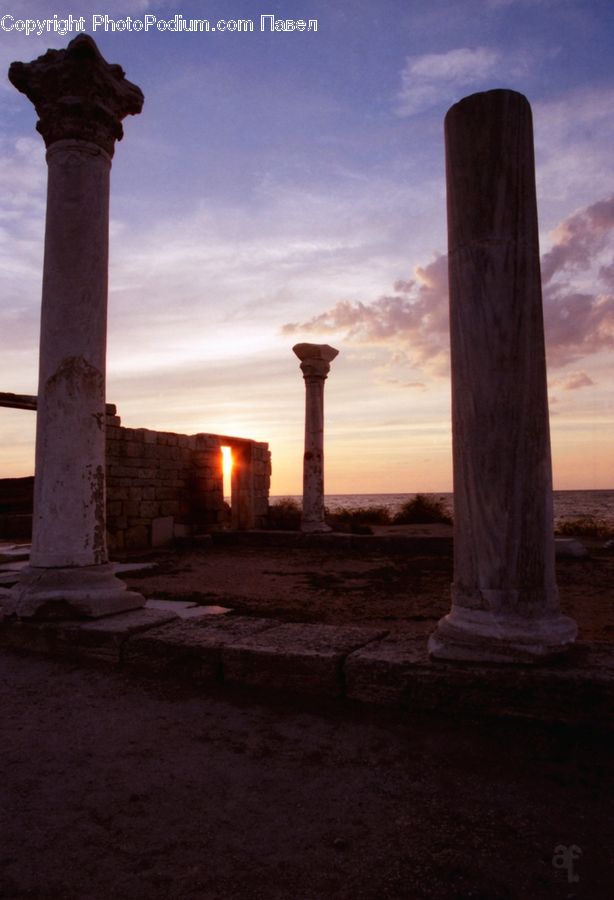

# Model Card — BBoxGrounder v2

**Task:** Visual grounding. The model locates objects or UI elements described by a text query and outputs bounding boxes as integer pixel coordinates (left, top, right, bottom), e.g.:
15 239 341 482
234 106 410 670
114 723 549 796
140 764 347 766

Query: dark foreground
1 651 612 899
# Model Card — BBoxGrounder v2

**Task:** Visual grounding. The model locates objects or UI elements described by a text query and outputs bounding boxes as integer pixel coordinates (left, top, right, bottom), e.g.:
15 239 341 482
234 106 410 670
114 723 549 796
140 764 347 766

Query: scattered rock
555 538 589 558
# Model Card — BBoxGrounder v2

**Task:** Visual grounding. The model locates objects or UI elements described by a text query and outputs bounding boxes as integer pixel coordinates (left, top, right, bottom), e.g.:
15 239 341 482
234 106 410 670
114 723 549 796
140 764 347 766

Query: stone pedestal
428 89 576 663
293 343 339 533
7 35 145 618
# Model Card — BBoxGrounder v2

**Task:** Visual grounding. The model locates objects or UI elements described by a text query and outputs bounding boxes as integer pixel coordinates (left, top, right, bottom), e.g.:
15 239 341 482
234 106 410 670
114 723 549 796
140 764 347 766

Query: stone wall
105 408 271 552
0 404 271 549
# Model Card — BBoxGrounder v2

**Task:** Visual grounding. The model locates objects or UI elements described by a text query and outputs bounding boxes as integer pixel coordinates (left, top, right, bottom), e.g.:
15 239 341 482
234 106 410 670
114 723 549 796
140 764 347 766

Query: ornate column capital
8 33 143 157
293 342 339 379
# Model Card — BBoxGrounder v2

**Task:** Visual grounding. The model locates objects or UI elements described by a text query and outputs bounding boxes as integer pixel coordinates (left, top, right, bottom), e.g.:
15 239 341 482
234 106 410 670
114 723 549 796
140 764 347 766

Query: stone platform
0 605 612 728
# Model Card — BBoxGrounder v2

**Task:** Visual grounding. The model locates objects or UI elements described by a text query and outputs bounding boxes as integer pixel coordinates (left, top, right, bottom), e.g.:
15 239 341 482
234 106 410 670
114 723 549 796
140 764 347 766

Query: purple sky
1 0 613 491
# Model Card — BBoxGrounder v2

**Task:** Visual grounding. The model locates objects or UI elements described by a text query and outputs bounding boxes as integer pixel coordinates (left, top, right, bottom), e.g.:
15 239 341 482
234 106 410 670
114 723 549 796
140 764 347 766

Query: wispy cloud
534 88 614 211
557 372 595 391
543 196 614 367
284 253 450 376
541 197 614 283
0 137 46 387
283 195 614 379
396 47 499 116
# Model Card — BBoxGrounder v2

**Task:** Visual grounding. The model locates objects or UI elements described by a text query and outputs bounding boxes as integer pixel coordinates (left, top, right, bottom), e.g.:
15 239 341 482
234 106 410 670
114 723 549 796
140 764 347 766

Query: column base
6 563 146 620
301 521 332 534
428 606 577 664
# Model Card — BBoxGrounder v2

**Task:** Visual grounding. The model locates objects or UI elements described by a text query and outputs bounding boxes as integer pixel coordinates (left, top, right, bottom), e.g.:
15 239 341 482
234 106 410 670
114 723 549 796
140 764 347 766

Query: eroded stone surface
7 564 147 620
292 343 339 534
8 36 145 617
0 608 176 662
345 633 429 705
347 634 614 724
8 33 143 156
429 89 576 662
124 616 280 682
222 622 387 695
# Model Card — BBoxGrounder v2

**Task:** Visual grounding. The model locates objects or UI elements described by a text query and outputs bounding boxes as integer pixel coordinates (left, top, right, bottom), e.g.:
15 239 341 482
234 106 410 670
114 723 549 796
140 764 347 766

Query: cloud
397 47 499 116
541 197 614 283
542 196 614 367
533 88 614 210
283 253 450 376
0 137 46 382
382 379 427 391
563 372 595 390
283 195 614 379
551 371 595 391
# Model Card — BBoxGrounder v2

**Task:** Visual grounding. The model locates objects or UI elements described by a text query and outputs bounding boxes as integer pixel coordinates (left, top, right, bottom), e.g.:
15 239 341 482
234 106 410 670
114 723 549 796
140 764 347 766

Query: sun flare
221 446 233 493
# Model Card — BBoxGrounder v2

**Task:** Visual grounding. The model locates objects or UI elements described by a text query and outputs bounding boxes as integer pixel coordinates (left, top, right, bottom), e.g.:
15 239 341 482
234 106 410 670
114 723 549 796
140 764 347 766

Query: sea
269 490 614 528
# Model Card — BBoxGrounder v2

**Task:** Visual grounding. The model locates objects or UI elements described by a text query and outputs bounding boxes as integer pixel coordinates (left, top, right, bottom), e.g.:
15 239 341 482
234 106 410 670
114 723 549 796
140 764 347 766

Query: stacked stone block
105 407 271 550
190 434 226 533
252 443 272 524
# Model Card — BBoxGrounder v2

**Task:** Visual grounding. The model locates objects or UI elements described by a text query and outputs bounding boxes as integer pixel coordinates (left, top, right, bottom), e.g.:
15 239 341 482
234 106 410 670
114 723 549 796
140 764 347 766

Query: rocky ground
120 528 614 644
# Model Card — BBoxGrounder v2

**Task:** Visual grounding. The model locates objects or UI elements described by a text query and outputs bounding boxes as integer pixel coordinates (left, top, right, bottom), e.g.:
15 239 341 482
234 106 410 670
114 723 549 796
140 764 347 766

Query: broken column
293 343 339 533
8 34 146 617
428 89 576 662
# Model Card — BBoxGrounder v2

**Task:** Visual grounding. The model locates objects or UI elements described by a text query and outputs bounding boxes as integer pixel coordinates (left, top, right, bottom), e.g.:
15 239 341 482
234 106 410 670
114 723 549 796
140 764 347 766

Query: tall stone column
428 89 576 662
293 343 339 533
8 34 146 618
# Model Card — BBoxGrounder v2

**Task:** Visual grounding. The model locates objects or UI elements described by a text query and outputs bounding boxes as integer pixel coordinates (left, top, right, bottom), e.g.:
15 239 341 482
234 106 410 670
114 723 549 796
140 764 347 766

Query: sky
0 0 613 495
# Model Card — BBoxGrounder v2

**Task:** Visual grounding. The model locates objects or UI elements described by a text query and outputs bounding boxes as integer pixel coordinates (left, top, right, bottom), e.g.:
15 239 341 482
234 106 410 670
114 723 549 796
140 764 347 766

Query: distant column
428 89 577 662
8 35 146 618
293 343 339 533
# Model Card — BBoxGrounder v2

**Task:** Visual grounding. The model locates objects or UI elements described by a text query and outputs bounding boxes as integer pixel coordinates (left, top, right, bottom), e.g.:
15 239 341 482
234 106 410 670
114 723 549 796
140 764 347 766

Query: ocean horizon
269 490 614 527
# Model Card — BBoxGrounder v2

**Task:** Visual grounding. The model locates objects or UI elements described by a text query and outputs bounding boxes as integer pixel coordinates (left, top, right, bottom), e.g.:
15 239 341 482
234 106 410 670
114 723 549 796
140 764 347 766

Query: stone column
293 343 339 533
428 89 576 663
8 34 146 618
230 442 256 531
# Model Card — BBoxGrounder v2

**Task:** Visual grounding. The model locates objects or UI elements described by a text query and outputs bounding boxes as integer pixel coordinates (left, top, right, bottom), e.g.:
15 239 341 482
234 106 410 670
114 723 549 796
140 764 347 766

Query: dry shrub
393 494 453 525
556 516 614 541
326 506 392 532
266 498 301 530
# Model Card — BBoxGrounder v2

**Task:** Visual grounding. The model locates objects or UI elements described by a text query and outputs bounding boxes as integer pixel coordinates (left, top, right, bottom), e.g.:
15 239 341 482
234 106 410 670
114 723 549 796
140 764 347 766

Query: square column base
428 606 577 664
6 563 146 620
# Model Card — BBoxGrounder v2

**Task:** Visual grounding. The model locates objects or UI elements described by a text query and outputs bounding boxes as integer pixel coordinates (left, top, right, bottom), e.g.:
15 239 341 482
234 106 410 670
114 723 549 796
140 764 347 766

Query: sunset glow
221 445 233 499
0 1 612 494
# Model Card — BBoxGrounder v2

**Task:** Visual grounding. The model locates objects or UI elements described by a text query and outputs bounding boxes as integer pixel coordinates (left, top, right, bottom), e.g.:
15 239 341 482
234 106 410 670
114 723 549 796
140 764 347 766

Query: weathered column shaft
32 140 111 567
7 34 146 618
302 372 327 527
428 89 576 662
293 343 339 533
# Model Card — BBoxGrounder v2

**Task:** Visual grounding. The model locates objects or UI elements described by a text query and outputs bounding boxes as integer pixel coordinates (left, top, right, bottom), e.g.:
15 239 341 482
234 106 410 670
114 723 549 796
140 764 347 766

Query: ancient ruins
0 394 271 548
1 34 577 665
428 89 577 662
293 343 339 533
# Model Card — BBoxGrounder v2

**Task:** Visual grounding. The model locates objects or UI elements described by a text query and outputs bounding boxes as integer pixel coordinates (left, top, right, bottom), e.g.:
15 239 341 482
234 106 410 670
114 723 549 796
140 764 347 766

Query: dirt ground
2 650 612 900
120 530 614 645
2 531 613 899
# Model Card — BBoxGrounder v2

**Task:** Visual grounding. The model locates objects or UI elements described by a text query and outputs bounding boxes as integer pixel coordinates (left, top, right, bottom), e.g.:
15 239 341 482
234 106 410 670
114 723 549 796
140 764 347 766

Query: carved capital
293 342 339 380
8 34 143 157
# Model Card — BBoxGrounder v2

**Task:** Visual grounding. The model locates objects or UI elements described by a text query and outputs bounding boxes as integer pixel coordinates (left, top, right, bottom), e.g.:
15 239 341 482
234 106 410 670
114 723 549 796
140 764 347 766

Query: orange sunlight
221 446 233 499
